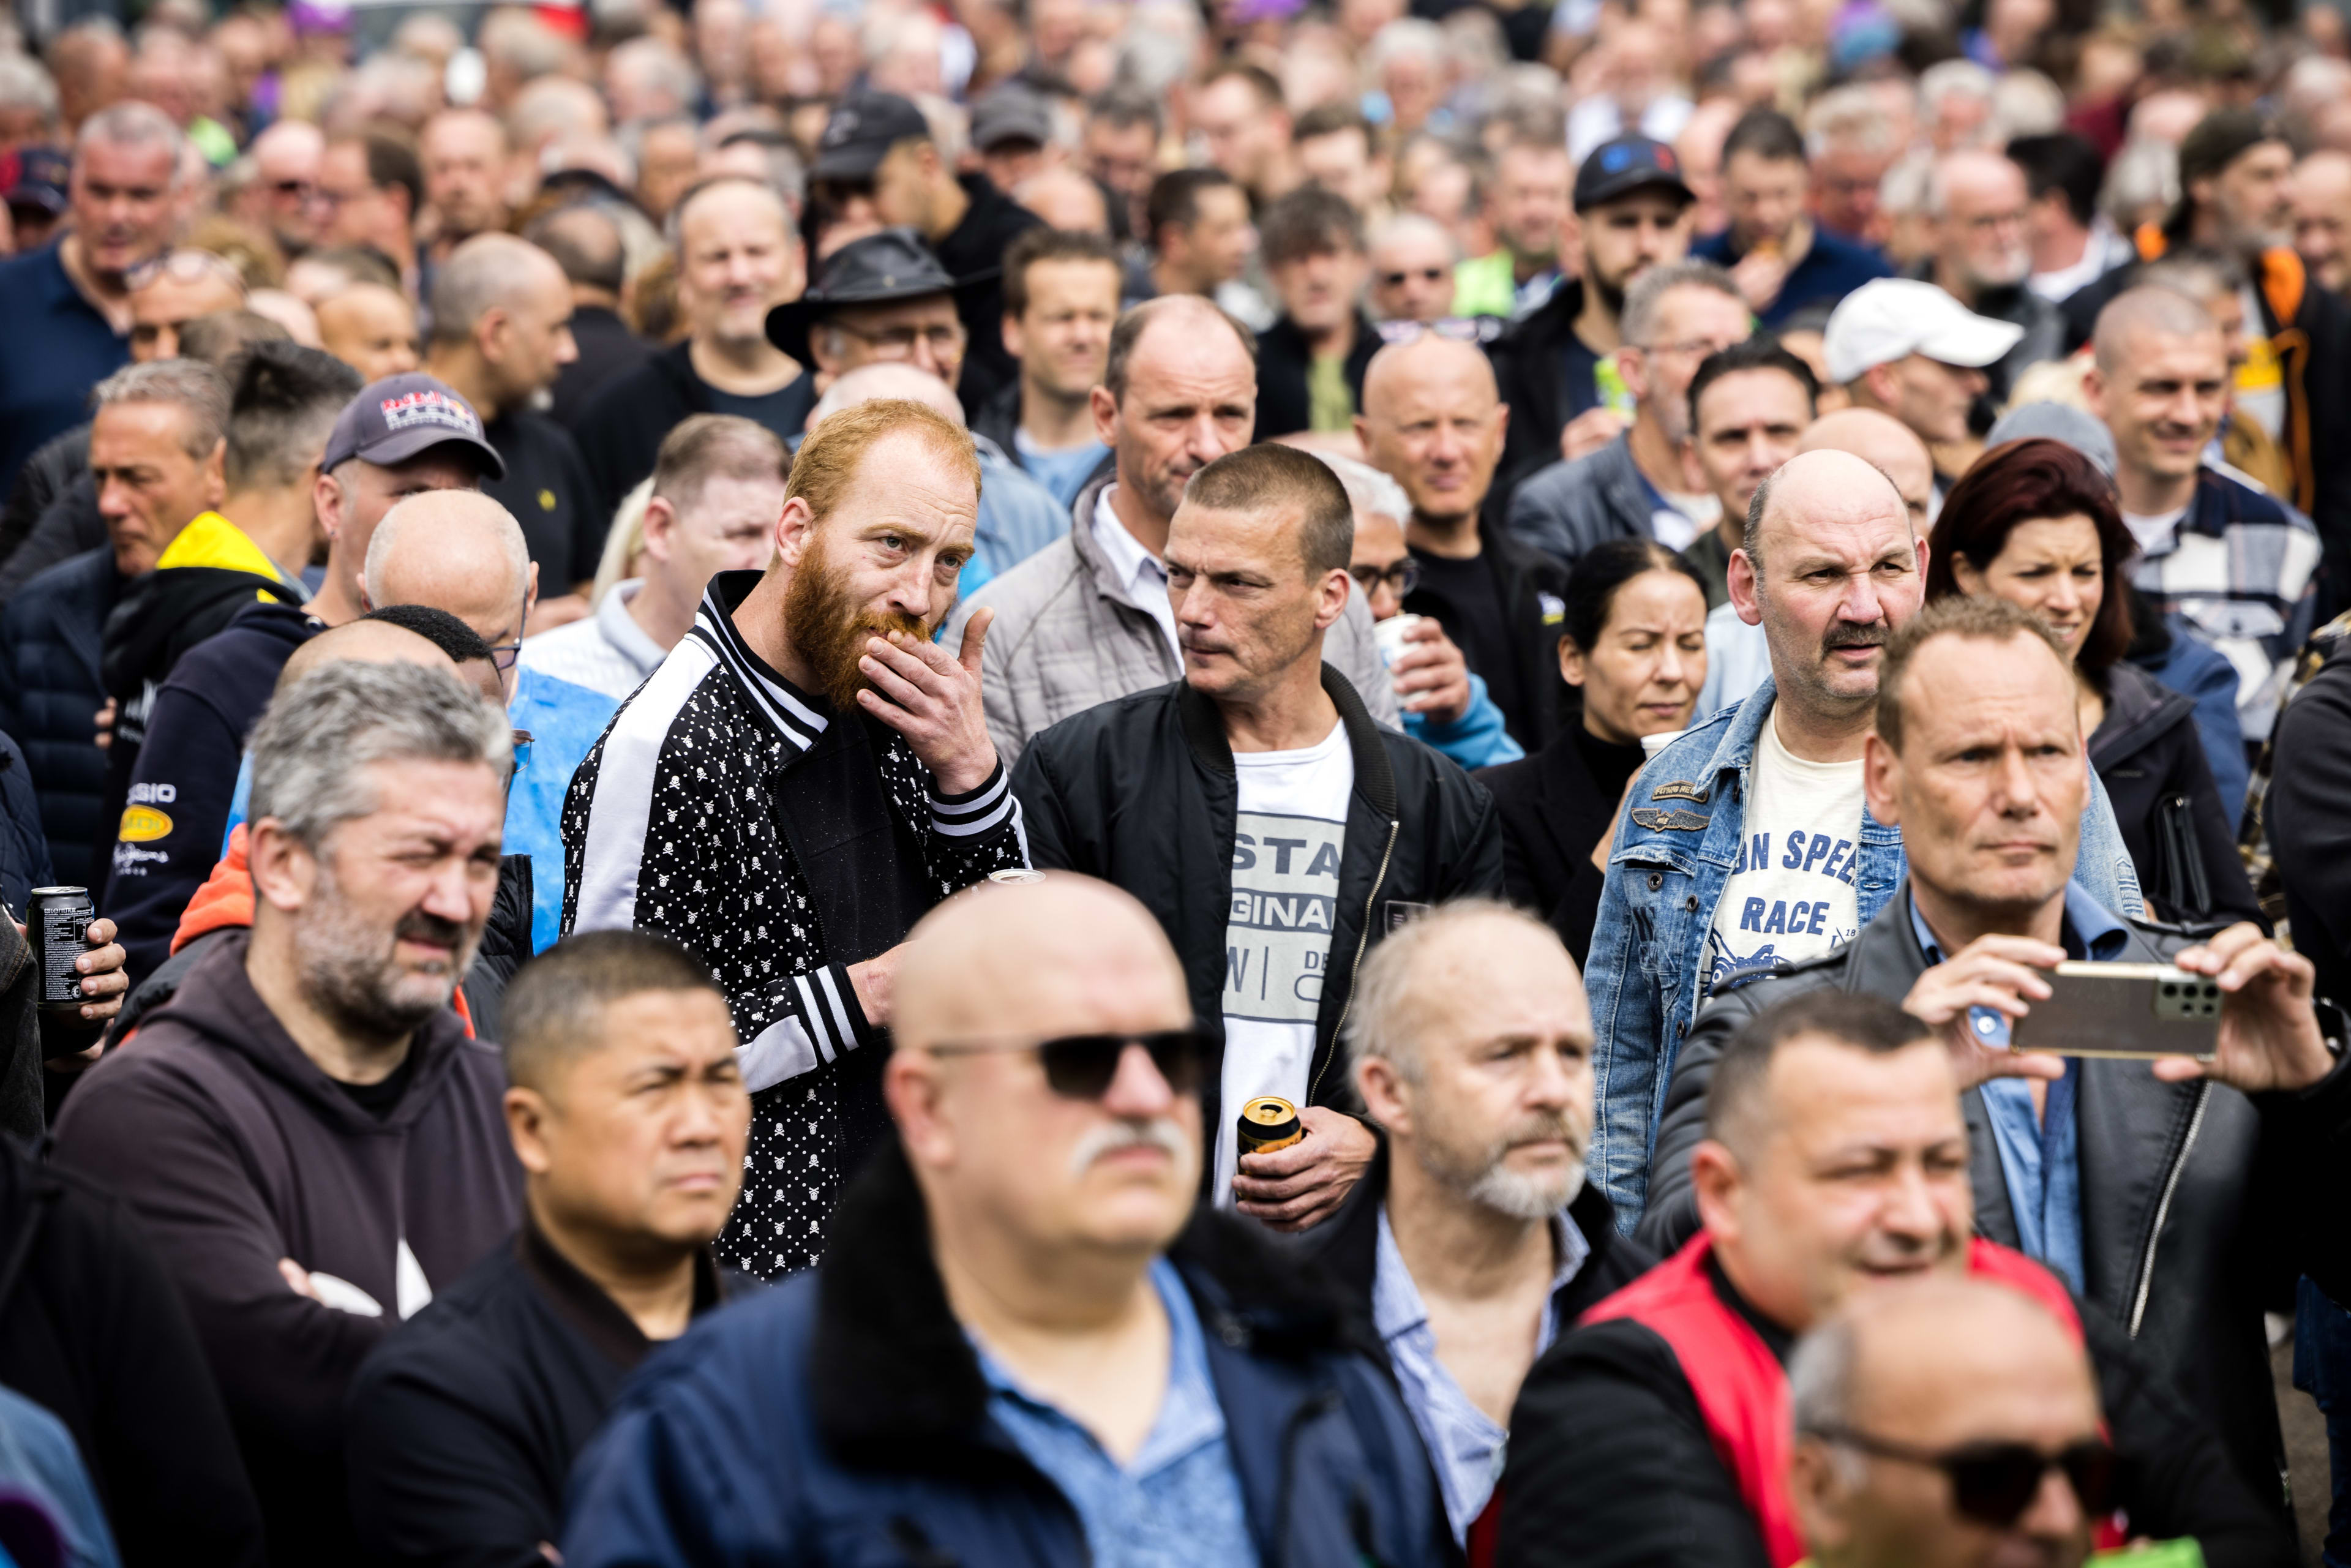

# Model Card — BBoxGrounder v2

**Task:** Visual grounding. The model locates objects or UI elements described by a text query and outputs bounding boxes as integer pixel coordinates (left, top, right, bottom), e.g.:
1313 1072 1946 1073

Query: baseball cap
1823 279 2025 383
321 373 506 479
765 228 983 362
5 147 68 218
971 86 1053 154
812 92 933 183
1574 136 1694 212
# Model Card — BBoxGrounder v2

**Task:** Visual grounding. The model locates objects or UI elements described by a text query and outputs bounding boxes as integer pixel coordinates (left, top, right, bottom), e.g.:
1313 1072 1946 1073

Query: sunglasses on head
924 1028 1212 1099
1375 317 1485 346
1814 1427 2118 1528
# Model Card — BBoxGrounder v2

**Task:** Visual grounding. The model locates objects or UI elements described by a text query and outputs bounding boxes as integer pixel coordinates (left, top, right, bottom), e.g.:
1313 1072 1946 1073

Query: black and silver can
29 886 93 1015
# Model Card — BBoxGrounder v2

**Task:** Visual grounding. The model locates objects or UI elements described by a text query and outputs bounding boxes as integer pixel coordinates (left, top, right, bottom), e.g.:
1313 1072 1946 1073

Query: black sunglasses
1378 266 1450 287
1814 1427 2117 1528
925 1028 1212 1099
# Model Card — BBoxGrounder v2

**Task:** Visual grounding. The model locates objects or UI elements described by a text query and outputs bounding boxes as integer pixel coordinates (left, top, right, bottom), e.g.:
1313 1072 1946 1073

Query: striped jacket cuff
929 761 1017 838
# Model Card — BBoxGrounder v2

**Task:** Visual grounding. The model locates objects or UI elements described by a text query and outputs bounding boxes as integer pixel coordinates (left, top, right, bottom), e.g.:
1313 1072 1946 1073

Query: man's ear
1690 1137 1745 1244
2080 362 2107 421
883 1047 954 1169
314 470 345 544
774 493 818 568
1789 1438 1854 1558
1863 730 1901 828
1355 1054 1412 1136
247 818 319 917
503 1084 556 1177
1728 546 1763 628
1090 383 1120 448
1314 565 1352 631
1618 346 1651 405
201 437 227 507
1000 308 1026 362
640 496 678 561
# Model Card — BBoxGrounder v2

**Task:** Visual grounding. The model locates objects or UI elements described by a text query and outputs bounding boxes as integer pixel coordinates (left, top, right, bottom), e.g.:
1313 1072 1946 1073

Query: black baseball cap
765 228 988 362
1575 135 1695 212
812 92 933 182
5 147 67 217
321 373 506 479
971 86 1053 153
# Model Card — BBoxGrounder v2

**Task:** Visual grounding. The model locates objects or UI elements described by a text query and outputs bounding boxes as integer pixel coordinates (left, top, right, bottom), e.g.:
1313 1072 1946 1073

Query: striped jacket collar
689 569 831 753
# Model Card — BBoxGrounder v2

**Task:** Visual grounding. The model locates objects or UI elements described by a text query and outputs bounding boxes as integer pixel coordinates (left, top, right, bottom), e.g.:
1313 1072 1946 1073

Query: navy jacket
107 598 320 983
0 547 121 891
0 732 51 921
1690 225 1892 328
561 1141 1452 1568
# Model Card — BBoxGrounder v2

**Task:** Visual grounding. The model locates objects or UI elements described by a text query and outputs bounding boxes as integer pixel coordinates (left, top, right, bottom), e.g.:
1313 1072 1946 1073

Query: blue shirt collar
1908 882 2130 966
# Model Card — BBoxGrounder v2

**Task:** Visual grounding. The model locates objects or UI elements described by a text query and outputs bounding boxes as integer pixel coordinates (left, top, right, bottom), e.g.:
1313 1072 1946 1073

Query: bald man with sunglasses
562 872 1447 1568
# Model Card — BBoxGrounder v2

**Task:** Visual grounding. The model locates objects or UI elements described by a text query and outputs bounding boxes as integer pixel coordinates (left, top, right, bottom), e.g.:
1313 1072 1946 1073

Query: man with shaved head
423 233 598 620
1359 331 1569 750
1366 213 1460 324
1581 449 2142 1227
315 283 422 384
363 489 538 702
1500 985 2289 1568
2087 285 2320 729
1298 901 1654 1544
561 872 1446 1567
953 295 1398 765
1013 167 1111 235
526 204 650 431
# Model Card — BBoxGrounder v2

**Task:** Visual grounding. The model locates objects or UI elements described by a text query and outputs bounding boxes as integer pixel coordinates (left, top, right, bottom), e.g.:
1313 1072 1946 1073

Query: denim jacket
1583 677 2146 1228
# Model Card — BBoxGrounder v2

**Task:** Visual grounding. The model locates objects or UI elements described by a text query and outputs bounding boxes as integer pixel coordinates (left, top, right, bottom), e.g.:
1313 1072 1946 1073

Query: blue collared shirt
975 1259 1259 1568
1909 885 2131 1292
1372 1204 1591 1542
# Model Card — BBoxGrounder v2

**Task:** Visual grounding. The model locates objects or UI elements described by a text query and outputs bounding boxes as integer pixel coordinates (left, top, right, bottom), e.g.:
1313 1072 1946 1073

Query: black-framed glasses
1378 266 1449 288
924 1028 1212 1099
1350 560 1421 596
1811 1427 2117 1527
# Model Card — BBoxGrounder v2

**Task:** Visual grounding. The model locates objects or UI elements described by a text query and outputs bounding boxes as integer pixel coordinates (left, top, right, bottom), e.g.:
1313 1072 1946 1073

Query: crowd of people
6 0 2351 1564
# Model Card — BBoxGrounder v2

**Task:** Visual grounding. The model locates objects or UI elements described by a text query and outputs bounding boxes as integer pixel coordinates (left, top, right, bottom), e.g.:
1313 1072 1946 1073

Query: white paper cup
1640 727 1686 760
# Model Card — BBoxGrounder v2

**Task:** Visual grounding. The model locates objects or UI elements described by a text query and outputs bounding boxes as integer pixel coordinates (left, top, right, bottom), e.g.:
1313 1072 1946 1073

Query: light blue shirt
1908 883 2131 1292
1372 1204 1590 1542
1014 429 1111 508
977 1259 1259 1568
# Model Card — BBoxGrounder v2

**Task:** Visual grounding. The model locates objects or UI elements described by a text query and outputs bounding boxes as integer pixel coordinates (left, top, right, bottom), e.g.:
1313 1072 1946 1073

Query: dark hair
1703 991 1933 1155
525 203 626 295
1259 184 1365 266
1103 294 1256 400
1722 107 1805 167
359 603 497 666
1086 86 1161 138
1198 59 1283 110
1294 102 1376 151
342 130 423 219
1560 537 1708 655
1001 225 1122 320
1687 336 1818 438
501 929 726 1090
1184 443 1354 576
1146 166 1242 248
1876 593 2073 755
178 308 293 369
223 341 364 490
2005 132 2103 230
1926 437 2133 677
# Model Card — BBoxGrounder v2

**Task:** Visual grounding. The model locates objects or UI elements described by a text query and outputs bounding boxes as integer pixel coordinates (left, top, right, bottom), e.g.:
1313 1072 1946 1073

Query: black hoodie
50 932 522 1566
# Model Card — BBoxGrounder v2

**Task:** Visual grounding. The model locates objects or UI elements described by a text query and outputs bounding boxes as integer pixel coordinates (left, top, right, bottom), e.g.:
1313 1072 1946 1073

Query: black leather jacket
1638 881 2351 1519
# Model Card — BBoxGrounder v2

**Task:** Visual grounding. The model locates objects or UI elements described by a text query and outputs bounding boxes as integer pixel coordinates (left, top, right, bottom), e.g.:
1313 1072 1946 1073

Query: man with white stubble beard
1907 149 2065 411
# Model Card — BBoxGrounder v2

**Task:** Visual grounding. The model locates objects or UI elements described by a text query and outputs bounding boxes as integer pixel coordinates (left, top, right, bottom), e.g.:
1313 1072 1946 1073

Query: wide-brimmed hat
764 228 992 364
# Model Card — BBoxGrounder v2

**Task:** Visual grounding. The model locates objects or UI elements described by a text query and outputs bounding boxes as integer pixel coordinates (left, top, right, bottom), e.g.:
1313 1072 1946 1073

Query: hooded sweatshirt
106 597 321 982
50 931 521 1566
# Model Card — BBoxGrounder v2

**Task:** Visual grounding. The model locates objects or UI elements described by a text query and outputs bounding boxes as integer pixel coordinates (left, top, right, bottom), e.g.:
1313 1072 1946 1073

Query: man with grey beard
1295 899 1655 1546
52 658 523 1564
1911 148 2064 408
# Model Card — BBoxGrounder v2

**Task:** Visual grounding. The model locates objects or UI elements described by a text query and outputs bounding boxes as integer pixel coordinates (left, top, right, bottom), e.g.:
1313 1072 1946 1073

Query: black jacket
0 732 51 927
0 1135 266 1567
1487 276 1591 506
1404 517 1570 751
0 547 121 889
1475 725 1641 966
1014 667 1505 1139
1637 882 2351 1520
1496 1247 2293 1568
547 304 654 432
343 1220 748 1568
2269 638 2351 1006
2092 659 2261 928
931 173 1044 416
1253 311 1381 443
572 340 814 523
0 425 93 605
481 410 604 595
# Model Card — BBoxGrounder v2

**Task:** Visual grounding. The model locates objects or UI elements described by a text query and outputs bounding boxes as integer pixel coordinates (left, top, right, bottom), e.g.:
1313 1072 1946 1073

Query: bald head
895 873 1191 1055
2093 285 2219 374
1358 335 1509 532
429 232 570 345
363 490 536 683
275 617 456 693
1360 334 1499 422
1796 408 1934 534
1014 167 1111 234
811 362 968 429
1751 448 1911 568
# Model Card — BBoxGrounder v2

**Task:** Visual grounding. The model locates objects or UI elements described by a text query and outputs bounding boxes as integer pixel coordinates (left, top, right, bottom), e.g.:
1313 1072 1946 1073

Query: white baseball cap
1822 279 2027 384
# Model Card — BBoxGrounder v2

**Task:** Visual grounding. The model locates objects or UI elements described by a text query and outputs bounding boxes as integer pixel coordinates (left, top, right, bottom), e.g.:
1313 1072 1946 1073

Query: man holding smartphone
1638 593 2351 1532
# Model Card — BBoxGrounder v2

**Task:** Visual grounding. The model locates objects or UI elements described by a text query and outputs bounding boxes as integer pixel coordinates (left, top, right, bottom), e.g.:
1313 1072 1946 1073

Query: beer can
1237 1095 1303 1156
28 887 93 1015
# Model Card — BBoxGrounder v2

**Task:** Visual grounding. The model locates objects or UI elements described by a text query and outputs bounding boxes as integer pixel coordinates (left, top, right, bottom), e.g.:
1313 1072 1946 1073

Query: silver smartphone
2008 961 2222 1059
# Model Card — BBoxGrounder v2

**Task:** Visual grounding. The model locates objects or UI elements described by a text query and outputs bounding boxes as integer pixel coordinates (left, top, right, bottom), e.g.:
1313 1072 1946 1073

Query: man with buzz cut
969 225 1121 508
344 930 757 1568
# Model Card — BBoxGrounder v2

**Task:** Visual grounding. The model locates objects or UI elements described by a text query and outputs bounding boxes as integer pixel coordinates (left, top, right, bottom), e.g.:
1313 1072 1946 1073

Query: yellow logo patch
538 489 557 511
118 805 173 842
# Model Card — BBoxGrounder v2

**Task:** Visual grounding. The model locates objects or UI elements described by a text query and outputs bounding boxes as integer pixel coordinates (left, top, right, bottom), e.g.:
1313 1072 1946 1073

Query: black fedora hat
765 227 995 363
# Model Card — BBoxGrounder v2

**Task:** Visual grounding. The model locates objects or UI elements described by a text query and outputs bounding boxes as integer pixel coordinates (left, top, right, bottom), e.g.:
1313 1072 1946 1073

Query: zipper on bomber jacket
2129 1081 2211 1338
1313 819 1399 1103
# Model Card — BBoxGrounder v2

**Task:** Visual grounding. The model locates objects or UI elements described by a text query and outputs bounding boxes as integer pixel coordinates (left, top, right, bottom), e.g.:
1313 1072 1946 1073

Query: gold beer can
1237 1095 1303 1155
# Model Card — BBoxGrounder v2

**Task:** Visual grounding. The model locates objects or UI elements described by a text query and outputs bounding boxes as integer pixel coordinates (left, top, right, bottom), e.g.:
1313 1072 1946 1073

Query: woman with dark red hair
1927 437 2260 926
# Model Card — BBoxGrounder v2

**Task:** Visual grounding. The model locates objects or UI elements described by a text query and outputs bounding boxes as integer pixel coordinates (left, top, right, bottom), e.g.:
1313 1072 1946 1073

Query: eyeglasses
488 597 530 672
269 178 314 199
923 1028 1212 1099
828 318 969 359
1376 317 1486 345
1635 336 1745 361
1349 560 1422 596
1377 266 1450 288
1811 1427 2118 1528
124 249 247 293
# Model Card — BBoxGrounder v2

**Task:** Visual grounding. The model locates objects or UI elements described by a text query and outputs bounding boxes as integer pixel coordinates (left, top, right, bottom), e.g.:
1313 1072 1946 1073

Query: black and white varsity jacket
560 571 1030 1092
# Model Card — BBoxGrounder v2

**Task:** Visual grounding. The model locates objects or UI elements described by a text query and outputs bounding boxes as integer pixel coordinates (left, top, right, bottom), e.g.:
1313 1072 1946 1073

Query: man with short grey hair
1297 901 1652 1544
1506 261 1752 576
53 659 523 1564
0 99 186 493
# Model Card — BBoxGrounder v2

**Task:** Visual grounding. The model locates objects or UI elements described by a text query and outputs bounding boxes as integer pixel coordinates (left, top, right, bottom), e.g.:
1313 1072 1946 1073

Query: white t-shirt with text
1216 719 1354 1205
1701 709 1866 998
